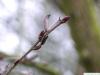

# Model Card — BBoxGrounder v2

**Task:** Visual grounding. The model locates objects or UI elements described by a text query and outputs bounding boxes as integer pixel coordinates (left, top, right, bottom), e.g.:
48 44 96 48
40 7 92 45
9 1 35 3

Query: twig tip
61 16 70 23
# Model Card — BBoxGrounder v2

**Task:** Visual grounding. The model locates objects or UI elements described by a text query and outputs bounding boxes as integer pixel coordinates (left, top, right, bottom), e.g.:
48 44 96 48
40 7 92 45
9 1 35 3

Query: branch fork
4 14 70 75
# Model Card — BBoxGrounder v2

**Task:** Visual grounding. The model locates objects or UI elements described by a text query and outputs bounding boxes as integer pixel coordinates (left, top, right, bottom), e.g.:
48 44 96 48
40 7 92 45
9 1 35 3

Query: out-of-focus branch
4 15 70 75
13 58 60 75
0 52 60 75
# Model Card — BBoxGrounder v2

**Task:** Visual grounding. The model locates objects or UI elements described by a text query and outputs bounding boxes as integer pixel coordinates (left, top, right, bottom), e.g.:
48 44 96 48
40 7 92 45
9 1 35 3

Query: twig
5 15 70 75
5 40 40 75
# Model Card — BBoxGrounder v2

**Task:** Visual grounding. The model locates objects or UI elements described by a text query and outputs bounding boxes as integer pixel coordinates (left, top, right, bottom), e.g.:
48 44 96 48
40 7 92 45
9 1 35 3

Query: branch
4 15 70 75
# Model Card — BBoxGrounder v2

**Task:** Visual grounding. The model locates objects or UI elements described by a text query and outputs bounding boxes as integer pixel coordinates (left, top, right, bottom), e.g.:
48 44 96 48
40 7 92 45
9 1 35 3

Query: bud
61 16 70 23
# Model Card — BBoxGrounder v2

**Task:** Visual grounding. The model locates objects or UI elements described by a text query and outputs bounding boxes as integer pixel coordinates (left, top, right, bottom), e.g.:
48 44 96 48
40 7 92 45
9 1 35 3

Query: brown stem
5 15 70 75
48 16 70 34
6 40 40 75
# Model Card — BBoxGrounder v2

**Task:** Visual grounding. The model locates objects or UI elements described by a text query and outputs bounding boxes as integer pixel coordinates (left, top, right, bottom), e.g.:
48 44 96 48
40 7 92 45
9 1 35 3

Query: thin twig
48 16 70 33
5 40 40 75
5 15 70 75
